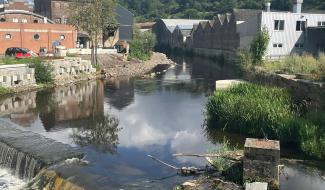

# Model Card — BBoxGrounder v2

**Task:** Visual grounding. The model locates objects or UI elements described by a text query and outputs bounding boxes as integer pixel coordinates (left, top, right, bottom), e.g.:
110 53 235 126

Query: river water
0 55 324 190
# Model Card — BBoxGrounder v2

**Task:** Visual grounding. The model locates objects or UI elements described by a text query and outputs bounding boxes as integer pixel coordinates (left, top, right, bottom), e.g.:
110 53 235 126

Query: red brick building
4 0 33 12
0 10 76 54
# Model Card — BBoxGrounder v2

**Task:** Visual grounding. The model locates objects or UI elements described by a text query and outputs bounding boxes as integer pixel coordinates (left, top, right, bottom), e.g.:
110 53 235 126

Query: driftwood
173 150 244 162
147 155 211 176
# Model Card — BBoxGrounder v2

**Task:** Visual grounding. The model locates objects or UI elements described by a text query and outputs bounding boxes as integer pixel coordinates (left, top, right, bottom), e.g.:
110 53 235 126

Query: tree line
119 0 325 21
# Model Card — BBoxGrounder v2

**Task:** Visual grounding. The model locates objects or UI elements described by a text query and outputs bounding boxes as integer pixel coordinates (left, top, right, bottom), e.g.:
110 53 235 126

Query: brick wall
0 22 76 54
5 0 33 12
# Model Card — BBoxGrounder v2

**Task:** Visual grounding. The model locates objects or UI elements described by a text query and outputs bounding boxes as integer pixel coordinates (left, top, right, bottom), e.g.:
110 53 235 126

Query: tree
70 0 118 65
250 27 270 65
129 27 156 61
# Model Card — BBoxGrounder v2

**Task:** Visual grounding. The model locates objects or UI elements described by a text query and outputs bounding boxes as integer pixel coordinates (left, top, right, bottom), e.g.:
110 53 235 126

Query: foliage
71 115 121 154
29 62 54 84
0 57 42 65
205 83 325 159
70 0 117 65
250 28 270 65
119 0 325 22
0 87 12 95
129 28 156 61
262 53 325 81
66 53 78 57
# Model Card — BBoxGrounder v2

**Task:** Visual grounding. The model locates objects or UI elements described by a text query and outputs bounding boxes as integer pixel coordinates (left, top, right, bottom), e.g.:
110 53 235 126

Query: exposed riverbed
0 55 324 189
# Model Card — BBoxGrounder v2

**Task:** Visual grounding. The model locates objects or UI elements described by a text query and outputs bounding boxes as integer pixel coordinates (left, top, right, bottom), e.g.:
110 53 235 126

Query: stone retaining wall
0 64 36 88
48 57 96 80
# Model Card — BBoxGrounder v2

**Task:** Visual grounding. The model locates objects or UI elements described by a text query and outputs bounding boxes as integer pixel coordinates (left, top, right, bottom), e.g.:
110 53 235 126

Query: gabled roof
160 19 207 32
233 9 262 22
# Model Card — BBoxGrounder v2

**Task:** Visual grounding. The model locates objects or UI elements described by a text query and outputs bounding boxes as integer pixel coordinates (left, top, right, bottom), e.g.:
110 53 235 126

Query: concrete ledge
215 79 246 90
245 182 268 190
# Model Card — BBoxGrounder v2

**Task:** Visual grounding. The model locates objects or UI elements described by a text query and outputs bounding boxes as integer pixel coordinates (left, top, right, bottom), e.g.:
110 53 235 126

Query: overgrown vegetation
129 27 156 61
261 54 325 81
29 62 54 84
0 57 42 65
205 83 325 160
0 87 12 95
249 28 269 65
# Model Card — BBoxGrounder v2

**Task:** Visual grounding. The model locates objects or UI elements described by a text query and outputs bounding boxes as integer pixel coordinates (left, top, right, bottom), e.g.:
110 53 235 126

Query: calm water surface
0 55 324 190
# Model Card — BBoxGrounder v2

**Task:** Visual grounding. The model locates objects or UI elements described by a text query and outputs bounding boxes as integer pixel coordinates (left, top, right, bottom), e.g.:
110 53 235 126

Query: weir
0 120 84 179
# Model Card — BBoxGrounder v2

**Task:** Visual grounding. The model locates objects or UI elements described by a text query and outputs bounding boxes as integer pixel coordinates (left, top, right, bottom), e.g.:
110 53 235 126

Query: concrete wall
0 22 76 54
48 57 96 80
0 64 36 88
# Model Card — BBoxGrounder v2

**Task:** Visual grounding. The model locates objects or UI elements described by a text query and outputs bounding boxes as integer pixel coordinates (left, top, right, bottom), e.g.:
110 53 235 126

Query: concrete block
215 79 246 90
245 182 268 190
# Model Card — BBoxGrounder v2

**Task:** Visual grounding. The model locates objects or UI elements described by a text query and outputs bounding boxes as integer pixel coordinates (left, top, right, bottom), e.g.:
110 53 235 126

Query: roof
233 9 262 22
0 10 55 24
160 19 207 32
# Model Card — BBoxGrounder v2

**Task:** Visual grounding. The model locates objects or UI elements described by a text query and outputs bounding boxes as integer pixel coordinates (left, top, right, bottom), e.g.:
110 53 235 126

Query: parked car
5 47 36 58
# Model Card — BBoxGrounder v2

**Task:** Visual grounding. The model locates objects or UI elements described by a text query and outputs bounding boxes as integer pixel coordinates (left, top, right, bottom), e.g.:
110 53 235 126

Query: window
0 18 6 22
22 19 27 23
274 20 285 31
34 34 40 40
273 43 283 48
296 21 306 31
12 18 18 23
33 19 39 23
295 43 304 48
55 18 61 24
318 21 325 26
62 18 68 24
60 35 65 40
5 34 12 39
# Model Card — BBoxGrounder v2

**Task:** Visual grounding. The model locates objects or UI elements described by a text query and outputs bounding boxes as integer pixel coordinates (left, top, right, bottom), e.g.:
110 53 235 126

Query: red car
5 47 33 59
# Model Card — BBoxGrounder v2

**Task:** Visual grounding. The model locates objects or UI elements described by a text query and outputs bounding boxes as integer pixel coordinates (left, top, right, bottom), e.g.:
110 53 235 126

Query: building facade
34 0 134 48
1 0 33 12
237 0 325 58
0 18 76 54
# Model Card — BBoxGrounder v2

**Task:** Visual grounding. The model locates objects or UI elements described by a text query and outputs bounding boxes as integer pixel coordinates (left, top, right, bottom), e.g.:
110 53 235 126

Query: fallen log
173 150 244 162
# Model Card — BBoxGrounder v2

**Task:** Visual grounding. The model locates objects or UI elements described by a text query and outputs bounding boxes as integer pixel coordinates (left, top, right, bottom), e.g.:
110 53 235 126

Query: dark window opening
274 20 285 31
33 19 39 23
34 34 40 40
296 21 306 31
0 18 5 22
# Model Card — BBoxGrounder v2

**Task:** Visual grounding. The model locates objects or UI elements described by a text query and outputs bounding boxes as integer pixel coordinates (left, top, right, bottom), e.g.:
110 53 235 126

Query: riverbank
94 52 175 78
0 52 174 97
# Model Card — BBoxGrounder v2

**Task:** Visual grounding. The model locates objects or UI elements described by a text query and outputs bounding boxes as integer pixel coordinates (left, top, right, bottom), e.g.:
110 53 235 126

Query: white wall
261 11 325 58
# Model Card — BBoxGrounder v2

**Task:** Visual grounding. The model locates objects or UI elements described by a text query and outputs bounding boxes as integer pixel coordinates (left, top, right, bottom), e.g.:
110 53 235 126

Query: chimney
265 1 271 12
293 0 304 13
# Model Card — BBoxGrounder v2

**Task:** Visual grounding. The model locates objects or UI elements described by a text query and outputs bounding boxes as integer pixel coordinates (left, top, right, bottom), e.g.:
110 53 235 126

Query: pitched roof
160 19 207 32
233 9 262 22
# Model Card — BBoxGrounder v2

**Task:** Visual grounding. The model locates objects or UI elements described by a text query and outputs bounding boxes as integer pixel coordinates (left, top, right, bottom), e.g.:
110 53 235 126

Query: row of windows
55 18 68 24
274 20 306 31
272 43 304 48
0 18 41 23
4 33 65 40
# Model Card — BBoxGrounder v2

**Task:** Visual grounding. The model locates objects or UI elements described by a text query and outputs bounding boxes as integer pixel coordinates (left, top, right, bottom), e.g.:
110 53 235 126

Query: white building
237 0 325 59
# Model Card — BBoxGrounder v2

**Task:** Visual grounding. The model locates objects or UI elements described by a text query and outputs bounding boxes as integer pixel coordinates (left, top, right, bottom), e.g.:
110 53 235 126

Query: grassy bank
241 53 325 81
205 83 325 160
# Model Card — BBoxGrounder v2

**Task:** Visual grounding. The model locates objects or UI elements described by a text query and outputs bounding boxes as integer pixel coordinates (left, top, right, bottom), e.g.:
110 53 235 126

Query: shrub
0 87 12 95
29 62 54 84
129 27 156 61
250 28 270 65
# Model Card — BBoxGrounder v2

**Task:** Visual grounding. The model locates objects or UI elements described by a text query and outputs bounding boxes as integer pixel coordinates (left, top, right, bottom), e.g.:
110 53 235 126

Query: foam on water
0 168 26 190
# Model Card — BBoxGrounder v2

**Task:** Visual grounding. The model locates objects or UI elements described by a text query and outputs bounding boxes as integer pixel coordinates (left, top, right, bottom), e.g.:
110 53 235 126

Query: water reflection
71 115 121 154
0 55 323 190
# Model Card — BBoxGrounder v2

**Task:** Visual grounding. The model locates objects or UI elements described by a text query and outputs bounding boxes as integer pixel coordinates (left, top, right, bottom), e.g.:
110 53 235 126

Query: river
0 55 324 190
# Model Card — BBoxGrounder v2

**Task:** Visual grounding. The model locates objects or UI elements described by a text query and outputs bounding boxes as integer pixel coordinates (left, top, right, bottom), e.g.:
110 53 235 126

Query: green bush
250 28 269 65
129 27 156 61
205 83 325 160
29 62 54 84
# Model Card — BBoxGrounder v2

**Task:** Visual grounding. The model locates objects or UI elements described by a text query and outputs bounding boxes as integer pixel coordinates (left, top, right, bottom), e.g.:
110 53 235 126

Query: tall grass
205 83 325 160
262 54 325 80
